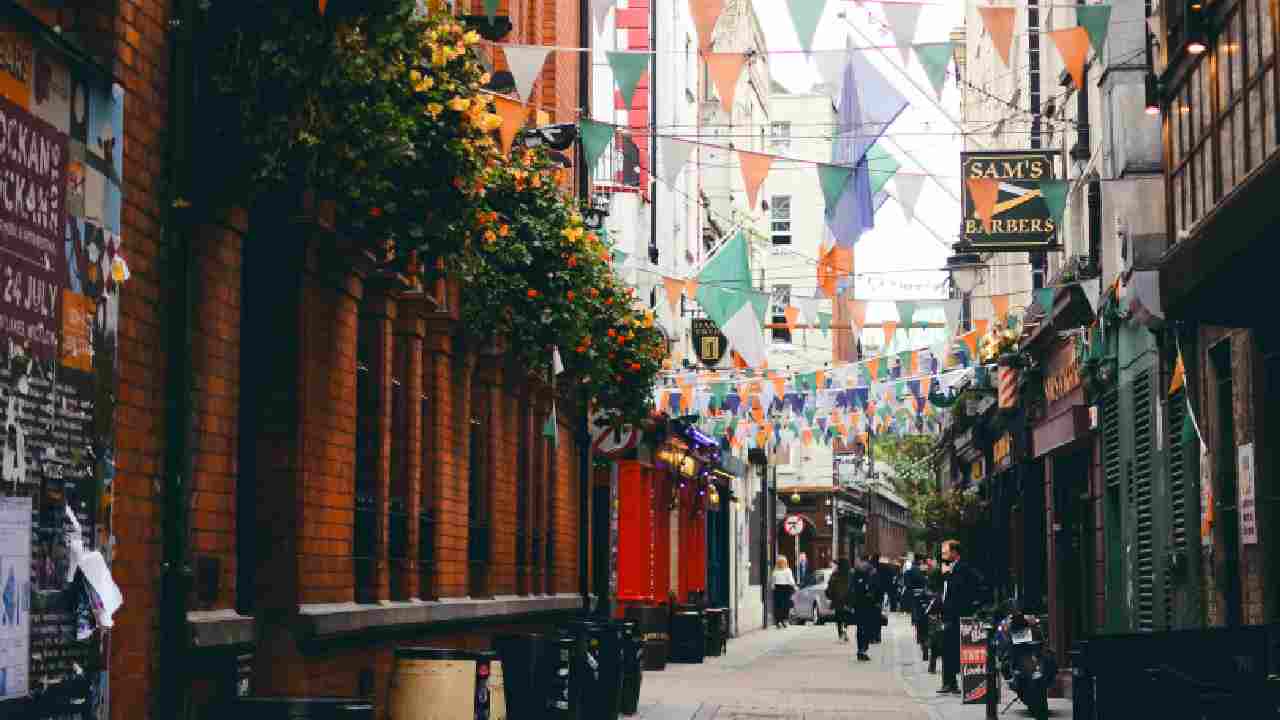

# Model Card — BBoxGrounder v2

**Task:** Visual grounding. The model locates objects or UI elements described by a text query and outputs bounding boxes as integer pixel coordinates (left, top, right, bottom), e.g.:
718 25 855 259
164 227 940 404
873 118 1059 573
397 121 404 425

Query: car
789 568 837 625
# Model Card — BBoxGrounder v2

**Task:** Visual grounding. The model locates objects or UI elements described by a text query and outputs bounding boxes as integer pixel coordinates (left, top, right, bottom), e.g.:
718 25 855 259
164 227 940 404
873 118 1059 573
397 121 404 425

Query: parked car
790 568 836 625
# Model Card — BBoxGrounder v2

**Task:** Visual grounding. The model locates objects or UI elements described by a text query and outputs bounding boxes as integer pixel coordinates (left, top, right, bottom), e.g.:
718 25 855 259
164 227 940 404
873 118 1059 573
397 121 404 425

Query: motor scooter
995 609 1056 720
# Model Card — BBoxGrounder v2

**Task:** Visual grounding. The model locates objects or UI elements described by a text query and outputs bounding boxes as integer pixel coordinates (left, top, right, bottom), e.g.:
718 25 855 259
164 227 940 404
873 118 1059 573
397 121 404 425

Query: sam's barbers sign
960 150 1059 251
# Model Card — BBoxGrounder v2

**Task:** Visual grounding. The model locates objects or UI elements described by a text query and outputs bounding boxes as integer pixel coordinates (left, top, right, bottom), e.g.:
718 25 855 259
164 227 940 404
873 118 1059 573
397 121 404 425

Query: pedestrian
926 558 945 675
771 556 797 629
825 557 853 642
939 540 979 696
797 551 809 587
851 556 879 661
865 555 884 643
902 559 929 661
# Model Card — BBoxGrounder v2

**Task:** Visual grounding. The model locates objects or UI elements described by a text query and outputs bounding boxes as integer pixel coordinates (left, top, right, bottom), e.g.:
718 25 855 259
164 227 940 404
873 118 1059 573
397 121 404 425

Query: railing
353 490 377 603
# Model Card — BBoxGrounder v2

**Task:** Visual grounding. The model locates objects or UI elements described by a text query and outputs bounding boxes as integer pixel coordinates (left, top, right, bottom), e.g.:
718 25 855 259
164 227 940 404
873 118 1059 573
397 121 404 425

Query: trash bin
544 631 579 720
387 647 495 720
669 609 705 664
494 633 551 720
617 619 644 716
703 608 726 658
230 697 375 719
625 605 668 671
561 618 623 720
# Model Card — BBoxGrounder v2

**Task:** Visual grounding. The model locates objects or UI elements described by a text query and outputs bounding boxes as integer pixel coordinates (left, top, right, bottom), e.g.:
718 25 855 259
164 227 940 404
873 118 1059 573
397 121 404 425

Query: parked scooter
995 608 1056 720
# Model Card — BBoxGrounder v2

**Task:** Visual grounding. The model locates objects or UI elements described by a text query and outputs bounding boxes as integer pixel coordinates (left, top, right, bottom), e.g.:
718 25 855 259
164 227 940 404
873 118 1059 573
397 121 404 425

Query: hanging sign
960 150 1060 251
960 617 991 703
1238 442 1258 545
1045 338 1082 404
591 418 640 458
993 432 1015 472
970 457 986 484
691 318 728 367
1200 441 1214 547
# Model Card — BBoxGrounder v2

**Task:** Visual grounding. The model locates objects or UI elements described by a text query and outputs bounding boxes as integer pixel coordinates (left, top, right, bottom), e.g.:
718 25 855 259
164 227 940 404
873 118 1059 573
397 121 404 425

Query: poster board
0 17 123 717
960 617 990 704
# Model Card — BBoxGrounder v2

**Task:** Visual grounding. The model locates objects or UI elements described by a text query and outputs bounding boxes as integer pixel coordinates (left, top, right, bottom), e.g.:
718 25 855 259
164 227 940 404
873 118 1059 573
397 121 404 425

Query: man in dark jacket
825 557 853 642
939 540 979 695
902 560 929 660
851 556 879 661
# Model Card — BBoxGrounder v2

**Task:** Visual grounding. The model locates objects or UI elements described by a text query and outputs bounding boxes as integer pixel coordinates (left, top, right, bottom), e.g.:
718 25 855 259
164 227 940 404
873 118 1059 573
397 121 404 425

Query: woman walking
825 558 853 642
771 556 798 629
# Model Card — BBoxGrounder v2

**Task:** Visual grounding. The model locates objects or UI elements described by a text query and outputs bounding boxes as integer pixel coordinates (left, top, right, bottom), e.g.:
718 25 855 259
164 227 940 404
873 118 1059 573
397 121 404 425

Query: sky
753 0 965 335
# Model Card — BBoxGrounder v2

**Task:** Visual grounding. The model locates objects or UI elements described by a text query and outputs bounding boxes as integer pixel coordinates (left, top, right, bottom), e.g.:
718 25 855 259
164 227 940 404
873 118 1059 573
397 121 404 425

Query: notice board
0 17 123 718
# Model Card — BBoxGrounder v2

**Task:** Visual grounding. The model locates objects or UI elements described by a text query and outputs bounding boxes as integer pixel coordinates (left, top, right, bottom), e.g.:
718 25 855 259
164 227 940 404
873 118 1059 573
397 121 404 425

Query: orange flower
483 230 497 244
369 207 383 218
589 288 599 297
527 289 539 299
630 362 641 371
567 290 575 301
498 224 510 237
607 328 617 337
605 297 614 305
567 256 577 268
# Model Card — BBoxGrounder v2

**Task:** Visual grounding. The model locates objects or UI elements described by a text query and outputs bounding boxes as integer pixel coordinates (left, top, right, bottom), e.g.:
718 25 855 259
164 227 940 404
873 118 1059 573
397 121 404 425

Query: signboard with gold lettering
961 150 1060 251
1045 338 1082 406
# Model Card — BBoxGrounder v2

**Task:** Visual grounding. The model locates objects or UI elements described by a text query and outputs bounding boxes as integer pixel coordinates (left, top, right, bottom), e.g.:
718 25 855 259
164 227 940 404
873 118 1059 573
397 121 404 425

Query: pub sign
691 318 727 367
960 150 1059 251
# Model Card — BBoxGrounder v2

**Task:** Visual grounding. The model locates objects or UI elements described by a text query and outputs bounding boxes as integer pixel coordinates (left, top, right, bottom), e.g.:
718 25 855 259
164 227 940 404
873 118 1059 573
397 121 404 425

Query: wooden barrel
388 648 495 720
490 660 506 720
624 605 668 671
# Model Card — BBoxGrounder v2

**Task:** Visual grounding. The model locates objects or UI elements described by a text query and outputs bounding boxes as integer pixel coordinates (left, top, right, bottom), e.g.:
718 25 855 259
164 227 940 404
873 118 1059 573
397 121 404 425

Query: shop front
1031 336 1095 687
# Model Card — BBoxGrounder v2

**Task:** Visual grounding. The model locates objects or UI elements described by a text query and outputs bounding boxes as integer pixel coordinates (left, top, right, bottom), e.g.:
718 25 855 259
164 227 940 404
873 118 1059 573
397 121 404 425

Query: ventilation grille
1165 389 1188 629
1133 371 1155 632
1103 389 1122 489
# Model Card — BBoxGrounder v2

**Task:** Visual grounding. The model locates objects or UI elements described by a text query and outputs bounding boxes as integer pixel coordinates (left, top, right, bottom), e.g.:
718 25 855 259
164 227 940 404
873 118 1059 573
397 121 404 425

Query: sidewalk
635 615 929 719
633 614 1072 720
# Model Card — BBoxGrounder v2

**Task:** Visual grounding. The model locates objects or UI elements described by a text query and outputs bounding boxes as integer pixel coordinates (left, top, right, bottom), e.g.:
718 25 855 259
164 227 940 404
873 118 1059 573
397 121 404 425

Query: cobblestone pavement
635 613 1072 720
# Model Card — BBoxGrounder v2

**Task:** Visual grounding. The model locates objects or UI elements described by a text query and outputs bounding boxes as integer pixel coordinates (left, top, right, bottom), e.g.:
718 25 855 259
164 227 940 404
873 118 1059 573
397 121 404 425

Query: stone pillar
394 297 429 600
358 280 397 603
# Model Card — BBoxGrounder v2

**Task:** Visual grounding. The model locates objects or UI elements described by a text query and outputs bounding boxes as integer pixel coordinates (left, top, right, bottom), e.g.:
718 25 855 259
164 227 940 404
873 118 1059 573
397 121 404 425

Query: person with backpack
825 557 854 642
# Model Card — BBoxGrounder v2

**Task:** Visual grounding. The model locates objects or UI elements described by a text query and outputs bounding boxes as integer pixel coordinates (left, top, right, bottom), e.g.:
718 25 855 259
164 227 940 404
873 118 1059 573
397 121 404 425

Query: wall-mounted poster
0 15 123 717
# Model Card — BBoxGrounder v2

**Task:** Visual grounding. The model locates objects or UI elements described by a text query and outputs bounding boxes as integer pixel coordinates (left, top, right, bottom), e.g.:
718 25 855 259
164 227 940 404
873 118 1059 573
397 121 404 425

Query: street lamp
945 249 987 332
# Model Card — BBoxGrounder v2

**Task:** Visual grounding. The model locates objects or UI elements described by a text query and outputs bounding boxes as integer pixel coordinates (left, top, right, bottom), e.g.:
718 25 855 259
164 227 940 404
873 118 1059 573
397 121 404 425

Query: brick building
0 0 604 719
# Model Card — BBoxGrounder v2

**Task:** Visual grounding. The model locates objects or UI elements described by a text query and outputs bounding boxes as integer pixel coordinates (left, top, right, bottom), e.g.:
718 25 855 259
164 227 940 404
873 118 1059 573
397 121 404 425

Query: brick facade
5 1 592 718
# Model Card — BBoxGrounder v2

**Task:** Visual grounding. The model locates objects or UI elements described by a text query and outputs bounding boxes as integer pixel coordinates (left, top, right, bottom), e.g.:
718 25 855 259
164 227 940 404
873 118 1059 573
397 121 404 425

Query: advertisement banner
960 617 990 704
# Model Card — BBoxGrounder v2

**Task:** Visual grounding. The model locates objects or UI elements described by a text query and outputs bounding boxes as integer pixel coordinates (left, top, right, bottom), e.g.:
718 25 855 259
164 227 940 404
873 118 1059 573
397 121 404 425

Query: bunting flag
607 51 650 108
942 299 962 339
592 0 615 33
882 320 898 351
818 163 855 211
686 278 699 299
319 0 328 15
959 329 980 359
967 177 999 232
543 402 558 444
660 136 695 187
1169 353 1185 396
738 150 773 209
867 143 900 199
848 299 868 332
705 51 747 114
663 276 685 316
1048 27 1090 89
484 0 499 22
866 357 881 380
690 0 726 51
896 301 918 328
894 173 926 223
817 244 852 298
977 6 1017 68
787 0 829 53
899 350 918 377
503 45 553 102
1076 4 1113 58
794 296 818 325
695 230 769 367
553 346 565 375
882 2 923 63
813 50 848 98
990 294 1010 326
492 95 527 155
819 312 832 336
1036 287 1055 314
1040 179 1069 228
579 118 616 170
975 318 990 337
1083 277 1102 313
912 42 954 98
783 306 800 330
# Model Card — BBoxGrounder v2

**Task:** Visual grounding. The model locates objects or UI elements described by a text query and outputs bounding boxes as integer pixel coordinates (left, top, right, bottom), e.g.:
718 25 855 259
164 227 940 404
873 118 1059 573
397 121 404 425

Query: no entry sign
783 515 805 536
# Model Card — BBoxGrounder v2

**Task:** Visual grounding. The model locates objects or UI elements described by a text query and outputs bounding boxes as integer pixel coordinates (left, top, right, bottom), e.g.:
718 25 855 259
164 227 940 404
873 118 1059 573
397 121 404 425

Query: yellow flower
414 74 434 92
561 226 585 243
463 30 481 45
431 47 447 66
448 97 471 112
480 72 491 85
480 113 503 131
427 102 444 118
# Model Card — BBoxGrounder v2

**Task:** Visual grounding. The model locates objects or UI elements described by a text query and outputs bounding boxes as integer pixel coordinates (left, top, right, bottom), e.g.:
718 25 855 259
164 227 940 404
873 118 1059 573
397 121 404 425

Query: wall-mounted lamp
1144 73 1161 116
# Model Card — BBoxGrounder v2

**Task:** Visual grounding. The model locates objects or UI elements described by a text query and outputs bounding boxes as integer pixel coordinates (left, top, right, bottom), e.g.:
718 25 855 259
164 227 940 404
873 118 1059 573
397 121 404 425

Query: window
467 407 491 597
354 341 376 604
771 284 792 344
770 195 792 247
419 390 435 599
771 121 791 149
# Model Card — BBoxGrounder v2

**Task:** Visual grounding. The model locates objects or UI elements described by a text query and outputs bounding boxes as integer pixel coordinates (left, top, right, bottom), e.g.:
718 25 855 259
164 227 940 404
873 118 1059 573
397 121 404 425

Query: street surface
636 614 1072 720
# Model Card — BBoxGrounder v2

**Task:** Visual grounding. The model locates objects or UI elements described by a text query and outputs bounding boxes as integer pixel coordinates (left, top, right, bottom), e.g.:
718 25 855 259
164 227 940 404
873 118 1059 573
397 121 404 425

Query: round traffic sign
783 515 805 536
590 412 640 458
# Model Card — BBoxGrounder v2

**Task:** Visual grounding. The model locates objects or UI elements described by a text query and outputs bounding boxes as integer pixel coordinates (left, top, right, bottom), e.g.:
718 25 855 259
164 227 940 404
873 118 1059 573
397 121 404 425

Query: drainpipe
578 0 592 615
158 0 198 717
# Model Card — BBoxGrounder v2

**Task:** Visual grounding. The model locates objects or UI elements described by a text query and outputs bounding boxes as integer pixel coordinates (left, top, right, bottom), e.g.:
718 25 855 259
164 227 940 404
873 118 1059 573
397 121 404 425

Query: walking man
902 559 929 661
939 540 977 695
852 556 879 661
825 557 853 642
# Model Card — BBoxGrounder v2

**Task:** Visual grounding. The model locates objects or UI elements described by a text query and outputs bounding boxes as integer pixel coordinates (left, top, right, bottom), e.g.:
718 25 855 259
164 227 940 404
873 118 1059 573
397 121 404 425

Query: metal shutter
1103 389 1122 489
1132 370 1155 631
